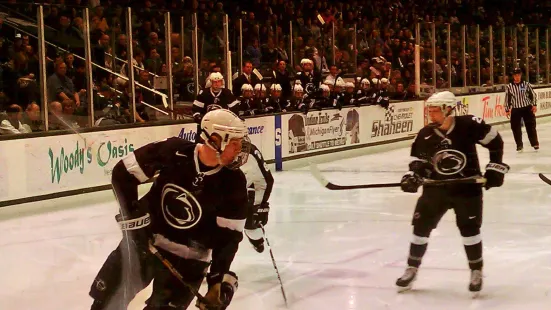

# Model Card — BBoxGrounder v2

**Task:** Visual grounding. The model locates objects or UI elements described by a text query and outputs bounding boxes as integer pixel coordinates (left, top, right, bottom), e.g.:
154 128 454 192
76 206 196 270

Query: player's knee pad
458 225 480 238
412 225 433 238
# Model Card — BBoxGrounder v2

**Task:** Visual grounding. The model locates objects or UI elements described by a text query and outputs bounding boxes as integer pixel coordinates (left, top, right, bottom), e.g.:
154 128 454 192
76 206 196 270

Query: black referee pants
510 106 539 148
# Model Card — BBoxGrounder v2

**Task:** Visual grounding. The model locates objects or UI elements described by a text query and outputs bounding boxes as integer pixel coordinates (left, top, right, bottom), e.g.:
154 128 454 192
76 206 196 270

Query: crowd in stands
0 0 549 135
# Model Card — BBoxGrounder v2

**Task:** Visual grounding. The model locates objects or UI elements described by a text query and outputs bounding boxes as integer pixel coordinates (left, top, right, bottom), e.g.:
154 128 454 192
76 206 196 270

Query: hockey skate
246 235 265 253
396 267 418 292
469 269 483 297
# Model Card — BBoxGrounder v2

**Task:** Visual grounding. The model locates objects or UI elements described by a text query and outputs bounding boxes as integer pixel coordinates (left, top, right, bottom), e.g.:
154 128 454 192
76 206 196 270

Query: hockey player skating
396 91 508 296
89 109 250 310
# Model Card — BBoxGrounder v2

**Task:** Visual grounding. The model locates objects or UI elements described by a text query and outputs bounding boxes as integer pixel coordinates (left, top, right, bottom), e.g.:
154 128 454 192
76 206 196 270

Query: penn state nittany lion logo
161 184 202 229
305 83 315 94
187 82 195 94
432 149 467 176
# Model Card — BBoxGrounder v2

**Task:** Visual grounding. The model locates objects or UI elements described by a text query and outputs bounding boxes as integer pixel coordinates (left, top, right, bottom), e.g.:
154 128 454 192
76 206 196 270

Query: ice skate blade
396 285 413 293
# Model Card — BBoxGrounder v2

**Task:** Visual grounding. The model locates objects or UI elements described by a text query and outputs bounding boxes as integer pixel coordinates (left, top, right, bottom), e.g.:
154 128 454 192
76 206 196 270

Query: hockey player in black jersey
265 84 284 113
192 72 240 122
354 78 372 105
396 91 509 296
252 84 270 114
295 58 321 96
89 109 250 310
237 83 254 117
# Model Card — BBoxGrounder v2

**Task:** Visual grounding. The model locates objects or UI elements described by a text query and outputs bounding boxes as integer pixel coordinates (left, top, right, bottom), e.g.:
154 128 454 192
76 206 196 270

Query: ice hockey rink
1 122 551 310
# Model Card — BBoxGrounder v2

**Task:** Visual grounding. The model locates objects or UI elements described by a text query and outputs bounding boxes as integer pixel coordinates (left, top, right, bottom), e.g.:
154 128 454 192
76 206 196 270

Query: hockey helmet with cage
335 77 346 88
200 109 250 169
360 78 371 86
425 91 456 111
293 84 304 93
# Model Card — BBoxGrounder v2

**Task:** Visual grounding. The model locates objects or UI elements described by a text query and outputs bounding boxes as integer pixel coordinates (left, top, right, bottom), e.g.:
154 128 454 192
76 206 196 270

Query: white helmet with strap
201 109 247 151
241 83 253 91
425 91 456 111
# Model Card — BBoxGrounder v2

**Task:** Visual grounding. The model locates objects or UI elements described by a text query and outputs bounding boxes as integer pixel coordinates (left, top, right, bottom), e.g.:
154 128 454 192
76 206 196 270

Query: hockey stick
259 224 289 308
310 163 486 190
147 242 214 307
538 173 551 185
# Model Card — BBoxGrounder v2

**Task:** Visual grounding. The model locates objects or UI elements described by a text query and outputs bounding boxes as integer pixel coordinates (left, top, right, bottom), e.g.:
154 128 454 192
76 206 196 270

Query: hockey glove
400 171 424 193
197 272 238 310
253 202 270 227
116 201 152 255
409 160 433 178
484 162 509 190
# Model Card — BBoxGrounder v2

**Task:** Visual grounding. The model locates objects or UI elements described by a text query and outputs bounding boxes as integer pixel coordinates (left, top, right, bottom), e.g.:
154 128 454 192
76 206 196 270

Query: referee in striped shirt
505 67 539 152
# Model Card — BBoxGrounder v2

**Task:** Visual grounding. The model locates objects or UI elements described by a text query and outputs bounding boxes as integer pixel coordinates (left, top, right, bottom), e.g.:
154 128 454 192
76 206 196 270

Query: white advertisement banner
535 88 551 116
281 107 361 157
365 101 422 143
0 124 185 202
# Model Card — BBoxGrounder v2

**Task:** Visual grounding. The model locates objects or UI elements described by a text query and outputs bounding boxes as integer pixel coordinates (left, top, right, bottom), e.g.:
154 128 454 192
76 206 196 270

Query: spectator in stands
0 104 30 135
272 60 292 100
21 102 44 132
261 38 278 66
47 61 85 108
233 61 260 97
245 39 262 68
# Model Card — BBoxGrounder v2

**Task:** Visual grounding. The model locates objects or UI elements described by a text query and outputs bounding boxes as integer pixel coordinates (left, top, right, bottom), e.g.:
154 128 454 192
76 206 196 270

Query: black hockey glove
409 159 433 178
400 171 424 193
253 202 270 227
197 272 238 310
115 201 152 254
483 162 509 190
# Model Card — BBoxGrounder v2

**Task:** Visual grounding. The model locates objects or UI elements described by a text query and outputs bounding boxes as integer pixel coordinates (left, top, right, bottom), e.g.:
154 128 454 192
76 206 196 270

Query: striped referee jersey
504 81 537 112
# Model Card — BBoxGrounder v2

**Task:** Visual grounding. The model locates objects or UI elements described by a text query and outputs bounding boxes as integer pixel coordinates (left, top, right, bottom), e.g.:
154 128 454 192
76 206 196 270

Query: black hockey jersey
237 96 254 117
411 115 503 182
266 97 284 113
111 138 248 275
192 88 240 119
295 71 321 95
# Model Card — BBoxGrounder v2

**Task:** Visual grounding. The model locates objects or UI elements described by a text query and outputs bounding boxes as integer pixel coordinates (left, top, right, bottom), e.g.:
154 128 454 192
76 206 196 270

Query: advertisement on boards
479 93 507 123
366 101 421 143
282 108 361 156
535 88 551 116
21 125 183 197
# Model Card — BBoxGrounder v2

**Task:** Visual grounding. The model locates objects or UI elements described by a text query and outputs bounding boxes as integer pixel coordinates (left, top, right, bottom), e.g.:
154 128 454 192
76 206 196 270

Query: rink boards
1 87 551 205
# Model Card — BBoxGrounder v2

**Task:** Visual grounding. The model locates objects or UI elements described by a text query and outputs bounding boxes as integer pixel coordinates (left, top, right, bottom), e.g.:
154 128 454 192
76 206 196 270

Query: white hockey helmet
345 82 355 88
209 72 224 82
372 78 379 85
293 84 304 93
380 78 389 84
360 78 370 85
425 91 457 110
323 79 334 85
320 84 330 92
270 83 282 91
201 108 251 170
335 77 345 88
254 83 266 92
300 58 313 65
200 109 248 152
241 83 253 91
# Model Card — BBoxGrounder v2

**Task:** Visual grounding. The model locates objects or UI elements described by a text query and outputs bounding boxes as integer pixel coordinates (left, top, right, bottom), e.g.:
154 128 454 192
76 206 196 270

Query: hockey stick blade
538 173 551 185
310 163 401 190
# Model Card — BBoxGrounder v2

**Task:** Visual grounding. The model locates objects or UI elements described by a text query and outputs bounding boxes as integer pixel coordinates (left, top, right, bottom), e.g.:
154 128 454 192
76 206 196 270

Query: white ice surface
1 123 551 310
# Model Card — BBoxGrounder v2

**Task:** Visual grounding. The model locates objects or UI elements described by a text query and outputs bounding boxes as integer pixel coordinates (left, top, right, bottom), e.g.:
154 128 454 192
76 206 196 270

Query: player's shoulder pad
457 114 485 125
164 136 196 151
